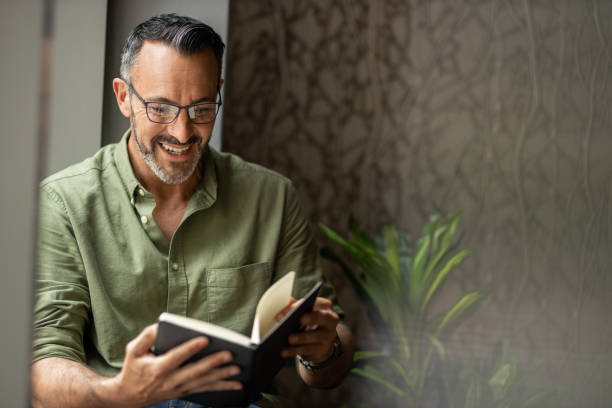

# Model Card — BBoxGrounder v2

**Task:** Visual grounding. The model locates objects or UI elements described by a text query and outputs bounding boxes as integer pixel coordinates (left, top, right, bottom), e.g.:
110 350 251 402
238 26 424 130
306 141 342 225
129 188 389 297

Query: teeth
161 143 189 154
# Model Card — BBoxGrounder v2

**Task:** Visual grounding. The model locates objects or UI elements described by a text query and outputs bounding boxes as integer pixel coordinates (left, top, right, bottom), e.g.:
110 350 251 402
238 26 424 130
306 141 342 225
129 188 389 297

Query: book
153 272 322 407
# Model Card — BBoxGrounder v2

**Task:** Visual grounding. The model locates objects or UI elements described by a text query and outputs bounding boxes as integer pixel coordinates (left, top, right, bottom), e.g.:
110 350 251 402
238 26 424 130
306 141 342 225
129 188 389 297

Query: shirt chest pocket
205 262 273 334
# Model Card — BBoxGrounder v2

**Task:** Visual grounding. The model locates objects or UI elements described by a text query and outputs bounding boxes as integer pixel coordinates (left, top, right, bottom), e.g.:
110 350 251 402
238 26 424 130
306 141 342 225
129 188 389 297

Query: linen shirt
33 131 337 377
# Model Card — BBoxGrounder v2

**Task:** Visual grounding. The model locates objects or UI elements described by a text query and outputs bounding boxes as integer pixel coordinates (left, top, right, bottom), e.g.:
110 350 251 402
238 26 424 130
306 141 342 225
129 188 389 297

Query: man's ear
113 78 131 119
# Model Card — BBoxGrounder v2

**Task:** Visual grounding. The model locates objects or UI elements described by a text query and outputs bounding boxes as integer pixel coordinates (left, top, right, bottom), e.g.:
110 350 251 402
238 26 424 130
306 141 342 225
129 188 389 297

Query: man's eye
149 104 172 115
193 105 213 115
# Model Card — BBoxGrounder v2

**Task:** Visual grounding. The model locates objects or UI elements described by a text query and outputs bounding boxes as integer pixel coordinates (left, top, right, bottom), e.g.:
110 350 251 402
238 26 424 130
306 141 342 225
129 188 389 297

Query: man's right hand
102 324 242 407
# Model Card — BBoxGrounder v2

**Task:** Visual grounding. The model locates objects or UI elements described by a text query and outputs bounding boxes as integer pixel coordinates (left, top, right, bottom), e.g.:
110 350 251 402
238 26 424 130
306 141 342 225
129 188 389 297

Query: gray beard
130 113 204 185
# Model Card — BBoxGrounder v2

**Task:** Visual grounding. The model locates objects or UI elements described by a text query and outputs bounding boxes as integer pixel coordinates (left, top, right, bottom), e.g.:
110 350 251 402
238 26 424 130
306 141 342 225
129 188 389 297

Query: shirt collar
190 144 218 212
114 129 142 200
113 129 218 211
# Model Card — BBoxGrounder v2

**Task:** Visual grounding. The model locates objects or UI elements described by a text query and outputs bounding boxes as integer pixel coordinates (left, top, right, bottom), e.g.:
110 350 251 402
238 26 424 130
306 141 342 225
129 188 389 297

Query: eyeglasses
126 82 222 124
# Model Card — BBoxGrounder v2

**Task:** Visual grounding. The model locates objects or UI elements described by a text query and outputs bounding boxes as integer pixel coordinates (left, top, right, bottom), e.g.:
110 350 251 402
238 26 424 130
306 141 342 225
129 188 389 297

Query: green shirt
33 131 337 378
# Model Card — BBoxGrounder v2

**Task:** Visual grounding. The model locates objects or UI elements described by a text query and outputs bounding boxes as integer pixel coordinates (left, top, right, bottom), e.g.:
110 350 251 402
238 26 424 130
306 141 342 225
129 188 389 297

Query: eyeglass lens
146 102 218 124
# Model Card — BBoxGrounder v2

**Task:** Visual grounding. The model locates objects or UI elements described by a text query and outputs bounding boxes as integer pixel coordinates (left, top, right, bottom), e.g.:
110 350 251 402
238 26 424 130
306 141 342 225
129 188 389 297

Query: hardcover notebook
153 272 322 407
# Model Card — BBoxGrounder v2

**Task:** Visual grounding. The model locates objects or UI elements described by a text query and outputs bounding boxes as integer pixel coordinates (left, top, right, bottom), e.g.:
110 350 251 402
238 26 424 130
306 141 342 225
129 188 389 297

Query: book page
158 313 252 347
251 271 295 344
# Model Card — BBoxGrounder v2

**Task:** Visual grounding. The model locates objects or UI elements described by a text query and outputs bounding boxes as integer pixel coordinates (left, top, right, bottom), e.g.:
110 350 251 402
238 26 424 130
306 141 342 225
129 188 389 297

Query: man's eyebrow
148 95 217 105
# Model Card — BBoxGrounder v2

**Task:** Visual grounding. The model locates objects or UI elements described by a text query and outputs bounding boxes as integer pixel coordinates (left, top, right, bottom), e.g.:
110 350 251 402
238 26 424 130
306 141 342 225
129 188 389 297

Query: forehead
130 41 219 93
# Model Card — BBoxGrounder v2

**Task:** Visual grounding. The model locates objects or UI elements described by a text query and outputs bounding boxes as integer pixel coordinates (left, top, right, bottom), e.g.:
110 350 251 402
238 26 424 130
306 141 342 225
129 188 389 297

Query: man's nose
167 108 194 143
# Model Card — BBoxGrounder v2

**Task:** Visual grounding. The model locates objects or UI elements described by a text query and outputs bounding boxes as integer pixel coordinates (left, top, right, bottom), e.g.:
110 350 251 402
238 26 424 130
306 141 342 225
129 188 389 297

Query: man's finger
185 379 243 395
126 324 158 357
281 344 323 359
156 336 210 373
312 297 333 311
288 330 329 346
300 309 339 328
275 297 300 321
175 363 242 393
166 350 234 388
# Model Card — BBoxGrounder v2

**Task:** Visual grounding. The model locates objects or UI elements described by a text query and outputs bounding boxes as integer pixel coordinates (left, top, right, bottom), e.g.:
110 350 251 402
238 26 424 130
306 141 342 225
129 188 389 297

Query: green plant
320 211 487 406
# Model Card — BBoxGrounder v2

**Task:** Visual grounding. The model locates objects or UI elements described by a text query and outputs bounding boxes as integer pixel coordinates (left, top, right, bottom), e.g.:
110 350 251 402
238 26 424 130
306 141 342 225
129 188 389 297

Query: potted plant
321 211 556 407
320 211 486 406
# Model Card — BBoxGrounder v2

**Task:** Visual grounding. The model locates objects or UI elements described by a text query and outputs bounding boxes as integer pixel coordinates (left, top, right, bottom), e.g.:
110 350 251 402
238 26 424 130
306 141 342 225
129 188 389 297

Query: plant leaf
320 224 400 325
320 246 367 299
427 334 446 361
383 224 401 278
351 367 406 396
410 233 430 304
353 350 389 363
423 211 463 284
488 363 511 400
353 350 412 392
434 290 488 337
422 248 474 313
320 225 387 307
465 378 482 408
524 390 555 407
397 229 413 283
430 222 446 256
349 216 378 254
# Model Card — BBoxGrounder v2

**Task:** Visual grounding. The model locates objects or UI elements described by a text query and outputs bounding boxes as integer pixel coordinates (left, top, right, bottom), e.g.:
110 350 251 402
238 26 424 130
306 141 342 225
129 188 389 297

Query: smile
160 142 191 155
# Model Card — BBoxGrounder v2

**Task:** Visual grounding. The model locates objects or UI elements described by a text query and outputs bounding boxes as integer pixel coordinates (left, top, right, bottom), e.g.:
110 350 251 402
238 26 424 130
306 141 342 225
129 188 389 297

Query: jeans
146 400 260 408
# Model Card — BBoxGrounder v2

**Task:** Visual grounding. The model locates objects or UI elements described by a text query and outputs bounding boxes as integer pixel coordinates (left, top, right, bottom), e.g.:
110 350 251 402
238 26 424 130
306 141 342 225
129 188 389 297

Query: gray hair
119 13 225 83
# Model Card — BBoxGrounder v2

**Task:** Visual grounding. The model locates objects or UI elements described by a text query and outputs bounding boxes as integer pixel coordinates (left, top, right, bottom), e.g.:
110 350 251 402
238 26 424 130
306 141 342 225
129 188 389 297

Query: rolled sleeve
275 183 343 318
33 185 91 364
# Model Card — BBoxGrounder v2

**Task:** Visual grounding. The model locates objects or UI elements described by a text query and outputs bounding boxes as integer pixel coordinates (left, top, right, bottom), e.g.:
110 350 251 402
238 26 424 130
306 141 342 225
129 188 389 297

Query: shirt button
130 197 134 205
138 189 145 197
171 263 179 271
140 215 148 224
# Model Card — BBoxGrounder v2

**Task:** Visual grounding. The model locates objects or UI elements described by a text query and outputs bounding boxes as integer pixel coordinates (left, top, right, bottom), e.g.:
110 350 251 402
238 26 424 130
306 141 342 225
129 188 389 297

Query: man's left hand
279 297 340 363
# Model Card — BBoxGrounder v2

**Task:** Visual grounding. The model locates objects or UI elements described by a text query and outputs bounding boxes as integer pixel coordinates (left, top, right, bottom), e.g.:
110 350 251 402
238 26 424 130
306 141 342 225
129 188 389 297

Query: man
31 14 353 408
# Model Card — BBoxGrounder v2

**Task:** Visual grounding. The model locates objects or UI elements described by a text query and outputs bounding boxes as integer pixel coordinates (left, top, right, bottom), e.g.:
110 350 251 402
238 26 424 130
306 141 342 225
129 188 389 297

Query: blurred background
222 2 612 406
222 1 612 407
2 0 611 406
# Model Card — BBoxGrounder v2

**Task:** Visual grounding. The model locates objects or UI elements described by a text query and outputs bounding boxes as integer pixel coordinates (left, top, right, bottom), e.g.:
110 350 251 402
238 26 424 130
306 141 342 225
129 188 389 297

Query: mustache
153 134 202 146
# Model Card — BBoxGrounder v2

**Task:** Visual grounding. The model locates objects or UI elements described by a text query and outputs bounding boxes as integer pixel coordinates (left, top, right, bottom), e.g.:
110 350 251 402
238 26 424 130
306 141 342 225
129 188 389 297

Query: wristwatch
297 334 343 371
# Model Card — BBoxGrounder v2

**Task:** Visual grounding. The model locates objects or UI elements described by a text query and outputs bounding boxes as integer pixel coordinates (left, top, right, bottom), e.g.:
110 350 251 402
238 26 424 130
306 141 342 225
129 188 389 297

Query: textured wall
224 1 612 406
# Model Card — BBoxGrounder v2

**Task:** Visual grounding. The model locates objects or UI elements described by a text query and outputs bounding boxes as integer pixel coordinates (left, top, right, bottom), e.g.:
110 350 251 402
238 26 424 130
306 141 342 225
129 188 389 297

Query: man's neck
127 133 201 204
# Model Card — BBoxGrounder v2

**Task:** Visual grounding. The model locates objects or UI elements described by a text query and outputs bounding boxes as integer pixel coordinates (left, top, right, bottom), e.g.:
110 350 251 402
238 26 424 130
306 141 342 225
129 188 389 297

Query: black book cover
153 281 322 407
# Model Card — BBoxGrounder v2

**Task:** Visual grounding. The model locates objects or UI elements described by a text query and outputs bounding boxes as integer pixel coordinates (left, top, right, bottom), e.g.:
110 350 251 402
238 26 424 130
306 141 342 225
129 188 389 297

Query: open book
153 272 322 407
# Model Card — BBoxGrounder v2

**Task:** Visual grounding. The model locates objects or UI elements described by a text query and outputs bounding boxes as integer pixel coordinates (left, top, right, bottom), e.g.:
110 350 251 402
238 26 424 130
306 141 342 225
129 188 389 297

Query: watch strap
297 334 343 371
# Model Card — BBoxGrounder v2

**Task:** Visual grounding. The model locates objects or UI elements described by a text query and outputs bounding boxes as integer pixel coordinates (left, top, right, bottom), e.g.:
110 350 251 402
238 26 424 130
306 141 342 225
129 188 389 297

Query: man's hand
31 324 243 408
278 297 340 363
104 324 242 407
275 296 354 388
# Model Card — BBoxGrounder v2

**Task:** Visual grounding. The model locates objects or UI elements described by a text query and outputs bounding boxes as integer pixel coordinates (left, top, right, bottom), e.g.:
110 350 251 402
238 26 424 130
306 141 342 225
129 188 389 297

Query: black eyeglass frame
126 81 223 125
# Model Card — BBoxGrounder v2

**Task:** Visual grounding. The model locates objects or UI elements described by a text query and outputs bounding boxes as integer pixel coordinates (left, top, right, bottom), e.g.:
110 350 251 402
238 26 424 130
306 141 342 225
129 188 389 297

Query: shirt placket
132 186 188 316
167 230 188 315
132 187 165 248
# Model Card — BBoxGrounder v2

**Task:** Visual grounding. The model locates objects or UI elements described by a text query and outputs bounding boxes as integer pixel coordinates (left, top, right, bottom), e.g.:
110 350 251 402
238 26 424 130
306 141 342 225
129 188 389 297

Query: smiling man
31 14 353 408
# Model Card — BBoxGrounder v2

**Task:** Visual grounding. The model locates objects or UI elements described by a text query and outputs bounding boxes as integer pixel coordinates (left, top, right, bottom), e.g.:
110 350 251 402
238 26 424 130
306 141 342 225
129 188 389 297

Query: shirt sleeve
32 184 91 364
274 182 344 318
